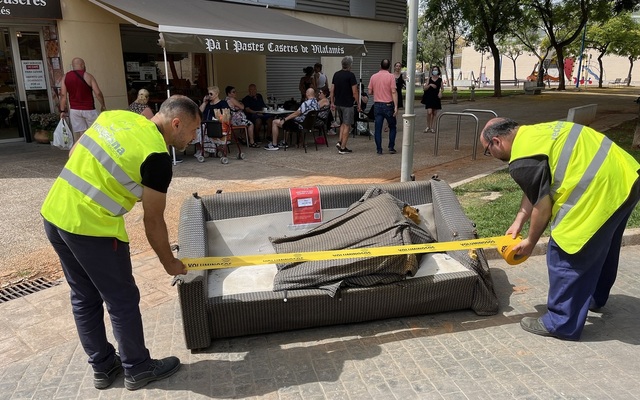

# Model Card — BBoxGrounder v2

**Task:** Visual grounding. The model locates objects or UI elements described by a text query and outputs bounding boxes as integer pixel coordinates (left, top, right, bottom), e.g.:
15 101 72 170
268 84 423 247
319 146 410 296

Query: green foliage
29 113 59 131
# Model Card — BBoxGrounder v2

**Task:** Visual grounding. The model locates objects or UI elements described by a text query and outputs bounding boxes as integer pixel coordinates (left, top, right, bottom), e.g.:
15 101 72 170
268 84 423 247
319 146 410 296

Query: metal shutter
357 41 393 99
266 55 319 103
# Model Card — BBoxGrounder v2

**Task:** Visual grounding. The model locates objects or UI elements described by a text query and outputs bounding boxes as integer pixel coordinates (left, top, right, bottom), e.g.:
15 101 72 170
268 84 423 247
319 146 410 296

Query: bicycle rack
434 112 479 159
434 109 498 160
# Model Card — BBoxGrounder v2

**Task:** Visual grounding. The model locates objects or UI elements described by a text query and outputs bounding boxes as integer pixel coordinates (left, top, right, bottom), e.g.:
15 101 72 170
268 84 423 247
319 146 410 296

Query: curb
483 228 640 260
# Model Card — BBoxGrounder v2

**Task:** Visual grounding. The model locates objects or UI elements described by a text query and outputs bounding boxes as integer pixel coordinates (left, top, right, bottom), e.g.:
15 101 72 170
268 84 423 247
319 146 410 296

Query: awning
89 0 366 56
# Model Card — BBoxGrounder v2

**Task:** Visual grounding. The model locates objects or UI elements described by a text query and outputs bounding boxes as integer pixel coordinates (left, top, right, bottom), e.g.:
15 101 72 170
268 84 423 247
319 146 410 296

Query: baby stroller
200 120 245 164
351 105 372 139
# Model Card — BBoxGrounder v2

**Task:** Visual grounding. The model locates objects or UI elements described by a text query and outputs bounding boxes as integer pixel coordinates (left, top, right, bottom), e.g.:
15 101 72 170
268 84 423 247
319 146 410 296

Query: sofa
174 179 499 351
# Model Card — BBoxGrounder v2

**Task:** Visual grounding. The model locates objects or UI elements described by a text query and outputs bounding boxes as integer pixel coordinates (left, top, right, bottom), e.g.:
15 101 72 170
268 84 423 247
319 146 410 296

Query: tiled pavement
2 246 640 399
2 88 640 399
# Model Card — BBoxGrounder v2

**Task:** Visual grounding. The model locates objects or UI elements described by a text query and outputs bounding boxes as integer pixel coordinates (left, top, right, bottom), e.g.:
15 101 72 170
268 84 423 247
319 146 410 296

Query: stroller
351 105 372 138
199 119 245 164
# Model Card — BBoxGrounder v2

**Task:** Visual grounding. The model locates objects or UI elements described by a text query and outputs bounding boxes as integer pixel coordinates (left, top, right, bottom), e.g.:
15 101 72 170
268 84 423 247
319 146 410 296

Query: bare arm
86 73 106 111
351 84 359 111
59 78 68 115
392 86 398 116
142 186 187 276
330 84 335 110
510 194 552 257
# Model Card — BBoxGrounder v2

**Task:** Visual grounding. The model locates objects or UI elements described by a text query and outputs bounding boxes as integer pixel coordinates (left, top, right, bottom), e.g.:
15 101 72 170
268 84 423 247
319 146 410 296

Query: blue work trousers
43 220 151 374
542 177 640 340
374 102 397 153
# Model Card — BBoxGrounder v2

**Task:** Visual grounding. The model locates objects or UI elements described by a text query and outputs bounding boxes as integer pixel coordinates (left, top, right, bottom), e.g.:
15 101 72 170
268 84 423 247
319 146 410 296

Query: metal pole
401 0 419 182
161 35 178 165
575 22 587 89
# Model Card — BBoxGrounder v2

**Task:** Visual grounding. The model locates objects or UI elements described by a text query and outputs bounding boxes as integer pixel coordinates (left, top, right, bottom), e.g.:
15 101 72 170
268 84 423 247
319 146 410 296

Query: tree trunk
490 45 501 97
512 59 517 81
597 55 604 88
627 58 634 87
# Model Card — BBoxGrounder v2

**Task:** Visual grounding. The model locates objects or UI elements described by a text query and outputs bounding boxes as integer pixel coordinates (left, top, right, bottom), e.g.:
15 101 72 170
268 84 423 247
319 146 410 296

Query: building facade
0 0 406 145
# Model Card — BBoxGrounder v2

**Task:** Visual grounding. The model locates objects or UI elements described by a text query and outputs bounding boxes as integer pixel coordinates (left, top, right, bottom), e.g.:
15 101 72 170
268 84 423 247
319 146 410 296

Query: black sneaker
93 355 123 389
389 149 397 154
335 142 341 149
124 356 181 391
338 147 352 154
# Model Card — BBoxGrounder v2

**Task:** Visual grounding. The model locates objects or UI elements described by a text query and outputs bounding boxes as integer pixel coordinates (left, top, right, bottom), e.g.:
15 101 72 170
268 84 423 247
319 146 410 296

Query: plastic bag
52 118 73 150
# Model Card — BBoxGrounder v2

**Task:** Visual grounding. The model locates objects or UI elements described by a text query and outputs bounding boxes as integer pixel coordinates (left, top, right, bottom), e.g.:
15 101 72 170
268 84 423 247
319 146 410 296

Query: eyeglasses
483 140 493 156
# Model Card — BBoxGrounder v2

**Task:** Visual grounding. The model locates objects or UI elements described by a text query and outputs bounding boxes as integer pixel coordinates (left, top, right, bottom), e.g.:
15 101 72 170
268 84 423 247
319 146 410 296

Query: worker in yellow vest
41 95 200 390
480 118 640 341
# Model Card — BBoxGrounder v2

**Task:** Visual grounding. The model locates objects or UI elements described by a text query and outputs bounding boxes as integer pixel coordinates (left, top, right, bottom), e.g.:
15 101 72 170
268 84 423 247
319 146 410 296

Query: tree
609 14 640 86
497 35 529 82
569 14 631 88
523 0 611 90
422 0 467 88
458 0 522 97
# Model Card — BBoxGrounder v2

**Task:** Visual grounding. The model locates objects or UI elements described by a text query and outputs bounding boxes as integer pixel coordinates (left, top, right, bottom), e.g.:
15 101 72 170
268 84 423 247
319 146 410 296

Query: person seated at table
225 85 259 148
265 88 318 151
128 89 154 119
192 86 230 158
200 86 229 120
242 83 272 142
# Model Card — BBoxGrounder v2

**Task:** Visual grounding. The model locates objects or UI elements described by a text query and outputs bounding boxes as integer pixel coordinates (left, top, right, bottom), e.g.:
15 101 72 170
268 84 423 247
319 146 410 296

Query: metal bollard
451 87 458 104
470 85 475 102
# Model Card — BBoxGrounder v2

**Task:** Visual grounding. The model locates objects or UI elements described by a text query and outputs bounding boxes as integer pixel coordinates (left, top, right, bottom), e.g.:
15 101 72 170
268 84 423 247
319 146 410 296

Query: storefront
0 1 62 143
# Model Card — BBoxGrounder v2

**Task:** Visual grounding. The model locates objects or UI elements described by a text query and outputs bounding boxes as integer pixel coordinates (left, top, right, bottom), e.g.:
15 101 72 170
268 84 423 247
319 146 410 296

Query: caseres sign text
1 0 62 19
205 38 345 56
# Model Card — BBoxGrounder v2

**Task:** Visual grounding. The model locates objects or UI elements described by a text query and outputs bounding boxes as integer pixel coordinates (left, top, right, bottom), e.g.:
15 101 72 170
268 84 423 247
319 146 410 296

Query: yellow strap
182 235 524 270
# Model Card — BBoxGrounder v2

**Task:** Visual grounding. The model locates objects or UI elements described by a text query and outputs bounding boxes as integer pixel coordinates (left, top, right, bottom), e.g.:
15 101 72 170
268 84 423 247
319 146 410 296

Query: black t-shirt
332 69 357 107
242 94 266 112
509 156 551 206
202 100 230 121
140 152 173 193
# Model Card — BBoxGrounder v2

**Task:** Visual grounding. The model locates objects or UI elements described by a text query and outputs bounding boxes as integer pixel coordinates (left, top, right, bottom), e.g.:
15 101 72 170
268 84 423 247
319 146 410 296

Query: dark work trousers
373 102 397 153
541 177 640 340
43 219 151 374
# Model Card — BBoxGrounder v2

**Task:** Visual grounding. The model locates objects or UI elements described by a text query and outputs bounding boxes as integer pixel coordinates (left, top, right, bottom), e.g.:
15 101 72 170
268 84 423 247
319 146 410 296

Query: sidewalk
1 88 640 399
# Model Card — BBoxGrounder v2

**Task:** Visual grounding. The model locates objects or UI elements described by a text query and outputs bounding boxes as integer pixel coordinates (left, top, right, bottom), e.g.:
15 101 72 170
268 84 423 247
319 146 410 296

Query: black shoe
589 299 603 312
124 357 181 391
389 149 397 154
335 142 341 149
520 317 552 337
377 150 383 155
93 355 123 390
338 147 352 154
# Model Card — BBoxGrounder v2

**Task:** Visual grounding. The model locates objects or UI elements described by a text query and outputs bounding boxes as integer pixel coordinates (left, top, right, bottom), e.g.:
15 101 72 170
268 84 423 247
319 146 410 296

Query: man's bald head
71 58 86 71
305 88 316 99
481 117 519 142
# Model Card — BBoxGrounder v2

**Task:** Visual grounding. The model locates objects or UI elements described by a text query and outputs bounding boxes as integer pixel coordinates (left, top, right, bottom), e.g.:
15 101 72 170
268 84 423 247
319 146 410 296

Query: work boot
124 356 181 391
93 355 123 389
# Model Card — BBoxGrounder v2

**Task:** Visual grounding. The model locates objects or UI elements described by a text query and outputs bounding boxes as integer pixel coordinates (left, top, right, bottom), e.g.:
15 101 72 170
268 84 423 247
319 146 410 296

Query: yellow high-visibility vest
510 121 640 253
41 111 168 242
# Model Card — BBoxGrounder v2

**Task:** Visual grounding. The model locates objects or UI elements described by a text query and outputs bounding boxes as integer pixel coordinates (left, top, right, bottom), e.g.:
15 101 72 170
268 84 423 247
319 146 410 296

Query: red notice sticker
289 187 321 225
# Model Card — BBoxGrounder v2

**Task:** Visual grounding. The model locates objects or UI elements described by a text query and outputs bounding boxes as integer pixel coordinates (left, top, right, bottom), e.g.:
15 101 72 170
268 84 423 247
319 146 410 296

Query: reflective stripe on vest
550 135 613 230
80 134 143 198
550 122 582 197
59 168 127 216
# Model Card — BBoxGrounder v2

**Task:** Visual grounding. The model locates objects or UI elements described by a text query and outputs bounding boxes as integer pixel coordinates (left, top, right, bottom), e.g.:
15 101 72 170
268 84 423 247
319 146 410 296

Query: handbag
52 118 73 150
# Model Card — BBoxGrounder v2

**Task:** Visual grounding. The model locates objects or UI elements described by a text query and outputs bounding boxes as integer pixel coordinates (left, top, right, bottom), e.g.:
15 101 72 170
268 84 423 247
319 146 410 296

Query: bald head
305 88 316 99
71 58 85 71
481 117 519 141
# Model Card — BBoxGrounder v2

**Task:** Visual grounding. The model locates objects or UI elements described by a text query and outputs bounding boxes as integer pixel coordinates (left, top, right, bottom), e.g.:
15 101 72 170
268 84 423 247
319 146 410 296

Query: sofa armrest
175 194 211 350
430 178 499 315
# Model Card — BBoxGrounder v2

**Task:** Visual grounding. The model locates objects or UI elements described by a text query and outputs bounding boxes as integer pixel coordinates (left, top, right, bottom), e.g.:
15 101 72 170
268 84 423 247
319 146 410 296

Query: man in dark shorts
41 96 201 390
330 55 358 154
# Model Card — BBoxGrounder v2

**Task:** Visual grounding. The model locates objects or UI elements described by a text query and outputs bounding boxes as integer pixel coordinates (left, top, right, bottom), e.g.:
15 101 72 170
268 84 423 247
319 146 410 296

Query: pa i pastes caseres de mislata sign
0 0 62 19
